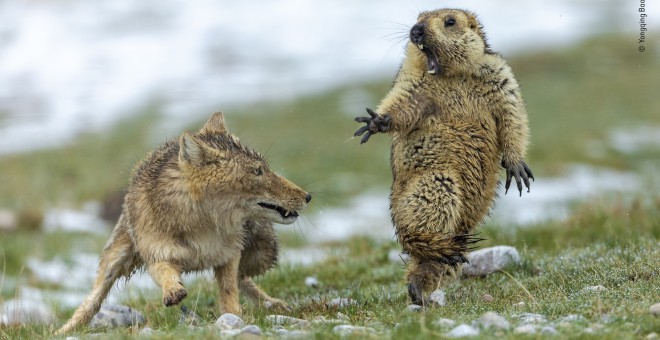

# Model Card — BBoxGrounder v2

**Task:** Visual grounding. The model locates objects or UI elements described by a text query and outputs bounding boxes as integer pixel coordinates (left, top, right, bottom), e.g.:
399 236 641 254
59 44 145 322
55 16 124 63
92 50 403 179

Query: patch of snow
609 126 660 153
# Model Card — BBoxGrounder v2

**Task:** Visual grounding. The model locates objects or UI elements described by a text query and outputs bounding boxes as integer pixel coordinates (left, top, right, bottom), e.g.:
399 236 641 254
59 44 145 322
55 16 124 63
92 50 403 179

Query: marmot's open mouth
258 202 299 219
417 44 441 75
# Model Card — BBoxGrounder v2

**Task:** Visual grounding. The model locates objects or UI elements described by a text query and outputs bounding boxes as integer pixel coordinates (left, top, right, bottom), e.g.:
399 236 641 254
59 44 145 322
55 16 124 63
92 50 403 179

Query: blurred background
0 0 658 326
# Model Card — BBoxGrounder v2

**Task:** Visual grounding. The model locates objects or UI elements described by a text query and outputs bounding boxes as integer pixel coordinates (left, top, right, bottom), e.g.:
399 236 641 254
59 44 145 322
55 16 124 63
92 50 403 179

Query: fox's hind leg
238 221 290 311
214 256 242 315
147 262 187 307
55 225 136 335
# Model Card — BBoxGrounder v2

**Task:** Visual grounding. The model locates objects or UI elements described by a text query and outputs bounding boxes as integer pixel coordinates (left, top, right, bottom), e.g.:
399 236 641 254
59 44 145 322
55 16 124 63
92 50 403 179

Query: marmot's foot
502 159 534 196
354 108 392 144
408 282 425 306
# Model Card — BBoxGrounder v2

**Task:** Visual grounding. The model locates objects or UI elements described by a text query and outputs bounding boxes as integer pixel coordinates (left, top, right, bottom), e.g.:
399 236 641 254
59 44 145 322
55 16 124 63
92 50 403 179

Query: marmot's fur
354 8 533 305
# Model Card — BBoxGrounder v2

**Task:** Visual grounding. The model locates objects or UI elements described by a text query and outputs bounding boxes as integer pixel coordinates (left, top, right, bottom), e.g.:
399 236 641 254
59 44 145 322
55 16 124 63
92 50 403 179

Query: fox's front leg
214 256 242 315
147 262 187 306
354 108 393 144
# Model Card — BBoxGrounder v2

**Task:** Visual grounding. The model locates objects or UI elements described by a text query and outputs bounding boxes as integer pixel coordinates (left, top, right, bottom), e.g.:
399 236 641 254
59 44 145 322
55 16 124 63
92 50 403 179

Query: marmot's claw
503 160 533 196
360 131 372 144
354 125 369 137
353 108 392 144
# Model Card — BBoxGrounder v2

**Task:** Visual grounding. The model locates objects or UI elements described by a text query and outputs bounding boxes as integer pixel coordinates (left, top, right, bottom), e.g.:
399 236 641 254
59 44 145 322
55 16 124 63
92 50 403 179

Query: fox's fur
56 112 311 334
354 9 533 305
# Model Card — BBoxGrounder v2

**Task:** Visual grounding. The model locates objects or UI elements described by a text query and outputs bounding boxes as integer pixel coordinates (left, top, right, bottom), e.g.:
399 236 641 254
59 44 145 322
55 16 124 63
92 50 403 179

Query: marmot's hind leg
406 258 462 306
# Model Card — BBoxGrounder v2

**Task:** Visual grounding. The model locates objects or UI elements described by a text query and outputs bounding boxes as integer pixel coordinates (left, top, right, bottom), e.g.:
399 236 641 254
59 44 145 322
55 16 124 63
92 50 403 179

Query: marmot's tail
55 227 136 335
398 231 483 265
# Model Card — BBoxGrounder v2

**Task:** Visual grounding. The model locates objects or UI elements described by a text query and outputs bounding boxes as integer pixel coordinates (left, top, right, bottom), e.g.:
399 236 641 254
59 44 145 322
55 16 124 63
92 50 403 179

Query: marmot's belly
390 125 500 232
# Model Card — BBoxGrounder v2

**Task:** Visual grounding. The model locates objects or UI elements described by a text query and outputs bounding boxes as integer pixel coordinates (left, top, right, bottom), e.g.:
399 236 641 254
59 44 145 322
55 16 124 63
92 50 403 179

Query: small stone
650 303 660 316
336 312 349 320
241 325 262 336
560 314 584 323
266 315 310 328
139 327 162 337
311 316 344 325
429 289 446 307
518 313 546 324
220 329 242 337
304 276 319 288
215 313 245 330
514 324 538 335
89 304 146 329
0 209 17 231
646 332 659 339
65 337 80 340
388 250 410 263
286 330 311 338
477 311 510 330
482 294 494 302
405 304 423 312
179 305 203 326
462 246 521 277
541 326 559 336
326 298 357 309
433 318 456 328
512 301 525 307
332 325 376 337
446 324 480 338
581 285 607 293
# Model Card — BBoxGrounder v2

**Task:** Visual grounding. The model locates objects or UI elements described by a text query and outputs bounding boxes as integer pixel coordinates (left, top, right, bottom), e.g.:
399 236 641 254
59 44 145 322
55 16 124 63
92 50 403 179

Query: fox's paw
263 298 292 312
163 285 188 307
501 159 534 196
354 108 391 144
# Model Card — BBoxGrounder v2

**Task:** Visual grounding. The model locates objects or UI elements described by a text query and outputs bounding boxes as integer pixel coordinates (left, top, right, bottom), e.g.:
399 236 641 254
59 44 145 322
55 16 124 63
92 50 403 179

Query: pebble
541 326 559 336
477 311 510 330
220 329 243 337
518 312 547 324
89 304 146 329
462 246 521 277
214 313 245 330
514 324 538 335
647 332 659 339
138 327 162 337
433 318 456 328
332 325 376 336
581 285 607 293
446 324 480 338
0 209 17 231
650 303 660 316
285 330 312 338
560 314 584 323
304 276 319 288
326 298 357 309
405 304 423 312
429 289 446 307
482 294 494 302
266 315 310 328
65 337 80 340
241 325 262 336
179 305 203 326
311 316 344 324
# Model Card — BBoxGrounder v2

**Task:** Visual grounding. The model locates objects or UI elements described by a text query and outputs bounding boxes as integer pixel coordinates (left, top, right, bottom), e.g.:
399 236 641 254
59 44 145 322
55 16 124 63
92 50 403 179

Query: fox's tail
397 231 483 265
55 225 136 335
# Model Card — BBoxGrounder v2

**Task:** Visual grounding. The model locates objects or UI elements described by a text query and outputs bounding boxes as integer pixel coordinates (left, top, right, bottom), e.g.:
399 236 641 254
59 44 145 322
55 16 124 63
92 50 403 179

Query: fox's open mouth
258 202 299 219
417 44 441 75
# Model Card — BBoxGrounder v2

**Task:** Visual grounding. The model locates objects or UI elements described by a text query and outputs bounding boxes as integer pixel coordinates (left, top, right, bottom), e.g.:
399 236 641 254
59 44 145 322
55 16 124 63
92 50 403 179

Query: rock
139 327 163 336
0 209 17 231
332 325 376 337
266 315 310 328
646 332 659 339
241 325 262 336
477 311 510 330
286 330 311 338
0 298 55 325
541 326 559 336
650 303 660 316
326 298 357 309
518 313 546 324
446 324 480 338
514 324 538 335
405 304 423 312
462 246 521 277
482 294 494 302
433 318 456 328
220 329 243 337
65 337 81 340
560 314 584 323
429 289 446 307
179 305 203 326
89 304 146 329
214 313 245 330
311 316 344 325
304 276 319 288
581 285 607 293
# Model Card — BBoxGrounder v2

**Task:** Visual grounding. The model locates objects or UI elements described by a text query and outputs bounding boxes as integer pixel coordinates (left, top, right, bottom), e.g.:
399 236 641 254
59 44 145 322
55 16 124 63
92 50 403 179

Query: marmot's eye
254 167 263 176
445 17 456 27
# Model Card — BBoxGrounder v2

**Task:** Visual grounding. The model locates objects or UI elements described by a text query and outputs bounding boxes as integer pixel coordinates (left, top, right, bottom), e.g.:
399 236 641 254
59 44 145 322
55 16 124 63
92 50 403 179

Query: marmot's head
407 9 492 75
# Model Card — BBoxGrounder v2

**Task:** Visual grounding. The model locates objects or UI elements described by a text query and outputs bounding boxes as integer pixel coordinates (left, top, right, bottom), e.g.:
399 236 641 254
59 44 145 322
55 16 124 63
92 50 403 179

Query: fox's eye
445 17 456 27
254 167 263 176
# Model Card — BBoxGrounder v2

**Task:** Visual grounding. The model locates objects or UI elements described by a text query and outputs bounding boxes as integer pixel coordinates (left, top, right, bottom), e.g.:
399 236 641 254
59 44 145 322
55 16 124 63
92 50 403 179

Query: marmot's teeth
427 69 436 74
418 44 424 50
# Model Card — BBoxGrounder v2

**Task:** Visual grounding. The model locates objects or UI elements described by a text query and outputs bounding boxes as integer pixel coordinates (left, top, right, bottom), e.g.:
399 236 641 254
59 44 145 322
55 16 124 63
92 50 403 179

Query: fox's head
178 112 311 224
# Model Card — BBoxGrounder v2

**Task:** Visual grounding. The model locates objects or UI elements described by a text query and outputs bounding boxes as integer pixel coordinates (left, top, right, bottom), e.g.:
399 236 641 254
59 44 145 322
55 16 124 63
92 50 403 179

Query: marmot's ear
200 111 228 134
179 131 206 164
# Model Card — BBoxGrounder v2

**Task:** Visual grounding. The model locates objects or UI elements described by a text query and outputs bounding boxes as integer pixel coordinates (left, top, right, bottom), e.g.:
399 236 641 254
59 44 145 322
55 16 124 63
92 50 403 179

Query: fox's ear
179 132 206 164
200 111 228 134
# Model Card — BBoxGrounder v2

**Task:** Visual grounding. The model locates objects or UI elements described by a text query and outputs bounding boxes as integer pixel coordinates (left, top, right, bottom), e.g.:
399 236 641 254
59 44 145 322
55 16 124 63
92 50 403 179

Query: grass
0 33 659 338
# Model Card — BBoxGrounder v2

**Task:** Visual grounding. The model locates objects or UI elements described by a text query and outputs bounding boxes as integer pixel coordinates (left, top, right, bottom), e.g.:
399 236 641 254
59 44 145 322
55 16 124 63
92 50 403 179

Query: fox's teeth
418 44 424 50
284 211 290 217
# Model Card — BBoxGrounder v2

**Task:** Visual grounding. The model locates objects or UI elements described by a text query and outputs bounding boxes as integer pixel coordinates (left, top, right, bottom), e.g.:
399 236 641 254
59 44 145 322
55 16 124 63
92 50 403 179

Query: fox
56 112 311 334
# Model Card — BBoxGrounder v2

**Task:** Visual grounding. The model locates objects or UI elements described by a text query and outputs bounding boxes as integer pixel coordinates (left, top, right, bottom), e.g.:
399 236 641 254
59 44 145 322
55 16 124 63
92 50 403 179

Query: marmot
354 8 533 305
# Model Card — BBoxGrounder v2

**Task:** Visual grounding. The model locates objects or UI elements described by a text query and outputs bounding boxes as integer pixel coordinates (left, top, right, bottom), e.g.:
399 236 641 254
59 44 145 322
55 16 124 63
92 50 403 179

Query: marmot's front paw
354 108 392 144
501 159 534 196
